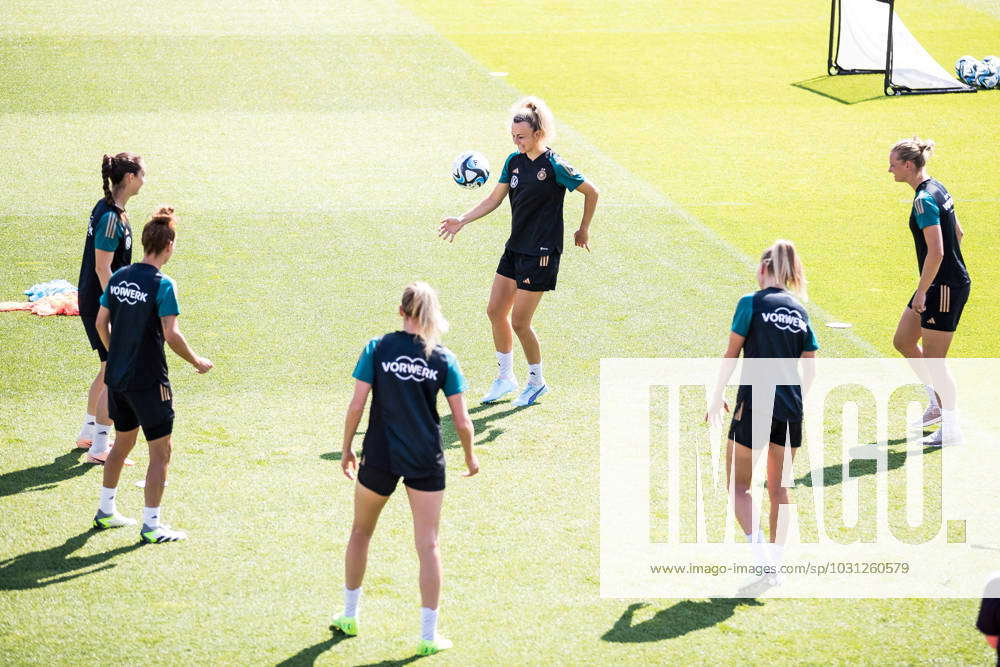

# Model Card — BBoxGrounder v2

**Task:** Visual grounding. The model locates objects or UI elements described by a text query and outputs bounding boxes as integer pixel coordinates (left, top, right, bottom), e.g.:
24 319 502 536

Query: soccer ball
975 59 1000 89
451 151 490 189
955 56 979 85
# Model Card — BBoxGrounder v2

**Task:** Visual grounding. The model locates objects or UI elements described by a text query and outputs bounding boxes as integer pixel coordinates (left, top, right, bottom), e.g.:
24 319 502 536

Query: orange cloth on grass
31 292 79 316
0 301 33 311
0 293 79 316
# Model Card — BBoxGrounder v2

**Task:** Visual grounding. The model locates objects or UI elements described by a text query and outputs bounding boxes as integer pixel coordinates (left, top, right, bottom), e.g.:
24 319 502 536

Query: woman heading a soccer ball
438 96 600 407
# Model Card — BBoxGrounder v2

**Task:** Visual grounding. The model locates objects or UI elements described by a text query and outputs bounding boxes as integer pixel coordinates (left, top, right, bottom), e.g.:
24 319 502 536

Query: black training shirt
78 199 132 318
498 148 584 255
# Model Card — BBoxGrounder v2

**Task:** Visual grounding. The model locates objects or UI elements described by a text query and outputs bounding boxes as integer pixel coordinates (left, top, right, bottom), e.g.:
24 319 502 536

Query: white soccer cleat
920 428 963 447
512 383 548 407
481 377 518 404
909 405 941 429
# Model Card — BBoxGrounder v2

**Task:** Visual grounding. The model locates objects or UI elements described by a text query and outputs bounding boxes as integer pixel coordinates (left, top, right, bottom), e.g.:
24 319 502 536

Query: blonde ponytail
401 281 449 357
761 239 808 300
510 96 556 144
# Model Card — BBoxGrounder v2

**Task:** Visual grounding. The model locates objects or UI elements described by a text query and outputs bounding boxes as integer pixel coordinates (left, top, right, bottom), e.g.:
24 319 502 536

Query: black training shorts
108 383 175 441
496 248 560 292
81 316 108 362
728 405 802 449
357 463 445 496
908 282 970 332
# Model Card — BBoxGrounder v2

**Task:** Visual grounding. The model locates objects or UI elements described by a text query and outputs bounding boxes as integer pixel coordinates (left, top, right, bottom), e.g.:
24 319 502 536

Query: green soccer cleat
139 524 188 544
92 509 137 530
417 635 453 656
330 615 358 636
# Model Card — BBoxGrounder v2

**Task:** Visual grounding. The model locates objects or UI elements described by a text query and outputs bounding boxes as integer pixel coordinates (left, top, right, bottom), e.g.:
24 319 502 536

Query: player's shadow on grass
603 599 763 643
0 449 93 498
321 433 366 462
792 75 886 105
0 530 141 591
354 656 424 667
275 631 354 666
441 403 519 449
795 438 939 489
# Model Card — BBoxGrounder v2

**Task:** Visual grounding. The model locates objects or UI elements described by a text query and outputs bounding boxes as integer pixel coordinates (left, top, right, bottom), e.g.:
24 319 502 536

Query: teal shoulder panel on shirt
913 191 940 229
547 151 585 191
352 336 382 384
441 347 468 396
156 274 180 317
498 152 519 183
731 294 754 336
804 324 819 352
94 211 122 251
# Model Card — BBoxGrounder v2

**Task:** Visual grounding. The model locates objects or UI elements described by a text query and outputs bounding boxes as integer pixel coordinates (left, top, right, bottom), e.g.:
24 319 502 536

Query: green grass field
1 1 997 663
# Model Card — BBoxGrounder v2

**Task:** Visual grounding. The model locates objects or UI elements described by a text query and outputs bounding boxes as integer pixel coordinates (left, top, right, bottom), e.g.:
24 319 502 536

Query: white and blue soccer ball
977 56 1000 89
451 151 490 189
955 56 979 85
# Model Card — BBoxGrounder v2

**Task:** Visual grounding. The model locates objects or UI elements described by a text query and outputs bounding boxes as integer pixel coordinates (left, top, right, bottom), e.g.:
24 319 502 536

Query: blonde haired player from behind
332 282 477 656
887 137 970 446
439 96 600 407
706 240 818 588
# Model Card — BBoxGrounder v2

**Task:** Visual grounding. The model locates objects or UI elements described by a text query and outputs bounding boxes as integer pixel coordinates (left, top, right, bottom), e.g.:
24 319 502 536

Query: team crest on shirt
537 168 547 181
761 307 806 333
511 175 519 188
381 355 439 382
124 233 132 250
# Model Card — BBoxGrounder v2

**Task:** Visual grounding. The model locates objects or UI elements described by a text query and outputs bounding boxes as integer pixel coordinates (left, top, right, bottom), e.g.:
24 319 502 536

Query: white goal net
829 0 974 95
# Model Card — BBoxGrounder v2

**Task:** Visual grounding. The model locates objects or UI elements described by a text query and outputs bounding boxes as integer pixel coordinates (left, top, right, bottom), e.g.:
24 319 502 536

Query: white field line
397 3 878 355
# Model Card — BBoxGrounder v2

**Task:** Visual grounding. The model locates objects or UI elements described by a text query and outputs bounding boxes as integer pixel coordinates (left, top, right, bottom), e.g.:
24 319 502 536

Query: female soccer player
331 282 477 656
91 207 214 543
76 153 145 464
705 241 817 571
439 96 600 407
888 138 969 447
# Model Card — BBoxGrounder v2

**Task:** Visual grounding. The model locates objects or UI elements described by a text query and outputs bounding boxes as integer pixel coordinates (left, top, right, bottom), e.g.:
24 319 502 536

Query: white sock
99 486 117 515
747 532 770 568
344 586 361 619
78 414 96 441
143 507 161 528
769 542 785 568
925 385 939 409
88 424 111 456
420 607 438 641
527 363 544 386
496 350 514 381
942 408 961 438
